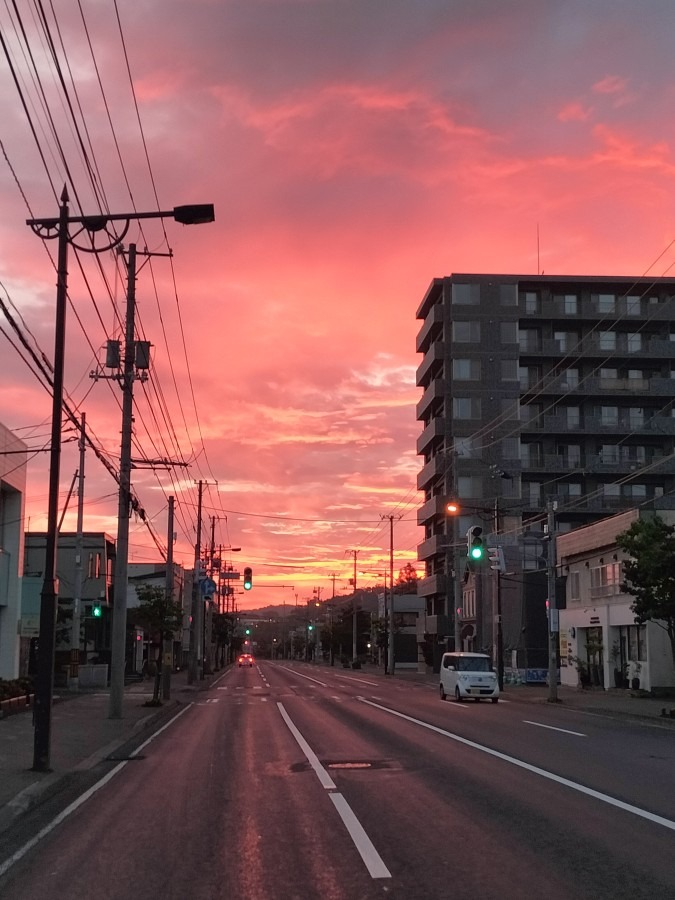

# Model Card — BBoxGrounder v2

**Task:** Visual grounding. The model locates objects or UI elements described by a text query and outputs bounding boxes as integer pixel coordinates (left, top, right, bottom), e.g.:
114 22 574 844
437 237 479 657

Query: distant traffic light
245 628 251 635
92 602 102 618
308 624 314 631
466 526 485 562
243 567 252 590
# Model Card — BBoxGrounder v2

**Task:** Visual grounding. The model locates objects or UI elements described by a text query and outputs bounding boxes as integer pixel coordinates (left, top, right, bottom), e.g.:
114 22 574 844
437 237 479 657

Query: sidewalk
0 667 212 836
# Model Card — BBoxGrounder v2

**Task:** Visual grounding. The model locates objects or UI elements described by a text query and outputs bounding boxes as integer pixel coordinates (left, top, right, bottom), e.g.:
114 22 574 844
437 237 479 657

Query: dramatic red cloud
2 2 675 608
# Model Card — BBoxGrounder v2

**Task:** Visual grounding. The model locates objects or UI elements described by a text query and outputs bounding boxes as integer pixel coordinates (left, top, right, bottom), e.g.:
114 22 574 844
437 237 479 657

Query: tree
616 516 675 669
134 584 183 705
394 562 418 594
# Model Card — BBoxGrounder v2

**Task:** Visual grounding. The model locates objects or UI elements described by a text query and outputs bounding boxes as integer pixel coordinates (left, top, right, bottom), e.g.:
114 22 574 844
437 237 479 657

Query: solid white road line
523 720 586 737
277 702 391 880
359 698 675 833
279 668 328 687
331 674 379 686
0 703 194 880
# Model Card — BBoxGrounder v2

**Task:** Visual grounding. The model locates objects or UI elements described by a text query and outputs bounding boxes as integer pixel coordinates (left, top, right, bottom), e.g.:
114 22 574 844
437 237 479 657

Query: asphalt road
1 661 674 899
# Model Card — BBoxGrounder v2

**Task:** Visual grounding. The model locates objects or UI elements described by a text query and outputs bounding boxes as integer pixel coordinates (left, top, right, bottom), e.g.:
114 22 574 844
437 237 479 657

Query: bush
0 677 34 701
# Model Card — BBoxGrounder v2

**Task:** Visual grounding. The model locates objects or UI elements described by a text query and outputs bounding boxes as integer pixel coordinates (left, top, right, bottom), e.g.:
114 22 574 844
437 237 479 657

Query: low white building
558 509 675 694
0 423 27 679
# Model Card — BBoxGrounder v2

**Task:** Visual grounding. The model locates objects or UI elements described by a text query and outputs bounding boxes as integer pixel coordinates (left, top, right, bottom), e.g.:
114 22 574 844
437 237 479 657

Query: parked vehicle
439 652 499 703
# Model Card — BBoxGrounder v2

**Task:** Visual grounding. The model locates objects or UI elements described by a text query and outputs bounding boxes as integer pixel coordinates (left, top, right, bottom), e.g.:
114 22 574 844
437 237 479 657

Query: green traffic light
92 603 102 618
470 547 484 560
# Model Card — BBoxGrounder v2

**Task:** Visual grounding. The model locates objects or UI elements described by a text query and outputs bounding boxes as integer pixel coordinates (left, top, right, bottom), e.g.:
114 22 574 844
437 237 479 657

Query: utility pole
346 550 359 662
494 498 504 691
69 413 86 691
188 481 205 683
382 515 400 676
109 244 139 720
547 500 559 703
162 496 175 700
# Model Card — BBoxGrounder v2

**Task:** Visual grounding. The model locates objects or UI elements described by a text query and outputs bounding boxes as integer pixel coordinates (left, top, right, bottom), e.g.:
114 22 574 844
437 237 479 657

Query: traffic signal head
243 567 252 590
92 602 102 618
466 526 485 561
245 628 251 635
308 624 314 631
488 547 506 572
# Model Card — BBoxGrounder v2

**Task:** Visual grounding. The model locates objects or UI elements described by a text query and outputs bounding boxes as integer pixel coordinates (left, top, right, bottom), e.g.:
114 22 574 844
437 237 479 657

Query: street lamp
27 188 214 767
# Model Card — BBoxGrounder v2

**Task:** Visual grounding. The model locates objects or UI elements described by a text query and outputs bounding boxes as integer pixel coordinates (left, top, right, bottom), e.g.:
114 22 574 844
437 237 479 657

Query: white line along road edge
359 698 675 833
0 704 194 880
277 702 391 879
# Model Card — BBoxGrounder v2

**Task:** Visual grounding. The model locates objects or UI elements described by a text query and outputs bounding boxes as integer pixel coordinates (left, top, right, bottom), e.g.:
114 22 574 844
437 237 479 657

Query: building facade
416 274 675 668
23 532 115 677
0 423 27 679
558 509 675 693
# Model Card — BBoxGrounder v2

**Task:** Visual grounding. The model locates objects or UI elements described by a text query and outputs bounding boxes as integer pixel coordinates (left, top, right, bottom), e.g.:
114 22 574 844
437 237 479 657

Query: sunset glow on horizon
3 1 675 609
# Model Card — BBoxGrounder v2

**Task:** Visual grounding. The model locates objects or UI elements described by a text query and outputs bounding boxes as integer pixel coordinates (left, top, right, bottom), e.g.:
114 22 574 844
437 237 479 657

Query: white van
439 652 500 703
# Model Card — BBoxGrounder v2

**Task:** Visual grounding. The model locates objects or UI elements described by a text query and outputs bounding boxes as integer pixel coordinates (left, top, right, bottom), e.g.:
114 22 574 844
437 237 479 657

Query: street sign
200 577 217 597
220 572 240 579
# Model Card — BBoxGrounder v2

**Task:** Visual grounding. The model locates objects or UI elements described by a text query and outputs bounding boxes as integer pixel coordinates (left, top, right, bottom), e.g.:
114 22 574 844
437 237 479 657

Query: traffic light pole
547 501 559 703
494 499 504 691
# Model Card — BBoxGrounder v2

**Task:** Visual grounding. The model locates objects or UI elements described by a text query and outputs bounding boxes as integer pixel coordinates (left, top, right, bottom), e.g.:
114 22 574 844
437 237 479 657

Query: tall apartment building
416 274 675 663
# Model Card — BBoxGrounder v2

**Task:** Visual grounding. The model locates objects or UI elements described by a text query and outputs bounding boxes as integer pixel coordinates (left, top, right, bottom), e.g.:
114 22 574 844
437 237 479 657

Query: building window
519 328 541 352
559 444 581 467
524 291 540 314
599 331 616 351
627 624 646 661
590 562 622 598
454 437 481 458
600 444 619 464
519 365 541 390
521 443 543 466
601 406 618 426
457 475 483 497
554 331 580 353
453 321 480 342
452 283 480 305
561 367 579 389
453 358 481 380
626 296 641 315
501 359 518 381
627 332 642 352
627 407 644 428
500 284 518 306
566 406 580 428
453 397 481 419
501 321 518 344
569 571 580 602
598 293 616 313
563 294 578 315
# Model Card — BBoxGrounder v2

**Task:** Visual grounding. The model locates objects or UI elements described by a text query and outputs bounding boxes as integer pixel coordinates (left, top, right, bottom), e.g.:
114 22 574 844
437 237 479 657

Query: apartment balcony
416 379 447 422
526 415 652 435
417 455 449 491
416 304 445 354
418 495 451 526
417 418 448 455
416 342 446 388
417 573 451 598
417 533 450 561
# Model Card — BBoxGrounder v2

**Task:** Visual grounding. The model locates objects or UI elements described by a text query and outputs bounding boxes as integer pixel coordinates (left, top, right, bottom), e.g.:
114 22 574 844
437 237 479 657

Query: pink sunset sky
2 1 675 609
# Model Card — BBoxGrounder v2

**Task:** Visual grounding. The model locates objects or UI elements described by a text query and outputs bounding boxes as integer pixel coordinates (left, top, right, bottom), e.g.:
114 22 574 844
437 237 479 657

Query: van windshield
456 657 491 672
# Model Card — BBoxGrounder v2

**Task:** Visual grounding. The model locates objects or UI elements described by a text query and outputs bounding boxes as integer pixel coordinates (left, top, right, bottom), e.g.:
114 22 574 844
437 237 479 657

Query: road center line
358 698 675 833
523 720 586 737
277 702 391 880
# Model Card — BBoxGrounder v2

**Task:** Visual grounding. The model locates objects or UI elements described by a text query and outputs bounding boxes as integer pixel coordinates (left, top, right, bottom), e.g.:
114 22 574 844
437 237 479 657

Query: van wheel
454 687 463 703
439 684 446 701
491 697 499 703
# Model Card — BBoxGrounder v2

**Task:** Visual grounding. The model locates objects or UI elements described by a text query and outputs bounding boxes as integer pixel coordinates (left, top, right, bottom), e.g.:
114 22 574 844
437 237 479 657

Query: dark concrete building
416 274 675 670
